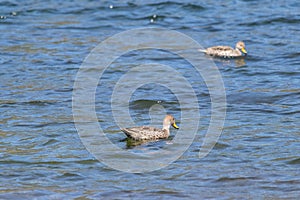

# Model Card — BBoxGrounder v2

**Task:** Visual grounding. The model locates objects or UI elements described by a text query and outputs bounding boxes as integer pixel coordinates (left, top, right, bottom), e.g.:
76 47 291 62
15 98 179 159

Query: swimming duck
199 41 247 58
121 114 179 141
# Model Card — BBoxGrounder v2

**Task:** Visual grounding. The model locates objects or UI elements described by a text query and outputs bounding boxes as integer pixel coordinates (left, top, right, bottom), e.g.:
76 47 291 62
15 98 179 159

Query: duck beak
241 47 247 54
172 122 179 129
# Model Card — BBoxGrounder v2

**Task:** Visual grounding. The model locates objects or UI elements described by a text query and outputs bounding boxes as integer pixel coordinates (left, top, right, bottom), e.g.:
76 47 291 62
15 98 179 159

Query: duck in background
199 41 247 58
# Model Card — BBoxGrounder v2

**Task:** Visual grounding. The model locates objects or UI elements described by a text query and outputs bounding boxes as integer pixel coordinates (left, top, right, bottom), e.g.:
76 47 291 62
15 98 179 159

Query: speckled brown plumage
200 41 247 58
121 115 179 141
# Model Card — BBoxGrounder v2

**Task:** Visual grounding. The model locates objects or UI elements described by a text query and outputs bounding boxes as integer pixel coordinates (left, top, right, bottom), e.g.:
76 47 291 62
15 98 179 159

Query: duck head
236 41 247 55
163 114 179 130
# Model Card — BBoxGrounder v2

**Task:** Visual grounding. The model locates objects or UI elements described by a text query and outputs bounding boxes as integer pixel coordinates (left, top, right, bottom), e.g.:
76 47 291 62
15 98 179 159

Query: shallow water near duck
1 0 300 199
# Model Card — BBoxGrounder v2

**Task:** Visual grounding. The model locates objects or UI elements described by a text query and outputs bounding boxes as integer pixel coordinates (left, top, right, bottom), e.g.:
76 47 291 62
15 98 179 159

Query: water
1 0 300 199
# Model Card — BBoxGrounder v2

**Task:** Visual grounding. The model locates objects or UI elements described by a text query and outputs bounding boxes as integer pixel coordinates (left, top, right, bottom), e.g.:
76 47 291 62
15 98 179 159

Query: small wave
215 176 258 182
42 139 59 146
182 3 205 11
239 16 300 26
287 158 300 165
130 99 166 110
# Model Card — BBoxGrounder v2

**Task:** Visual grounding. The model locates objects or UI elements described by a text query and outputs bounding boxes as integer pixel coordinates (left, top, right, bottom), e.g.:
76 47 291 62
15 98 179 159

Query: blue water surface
0 0 300 199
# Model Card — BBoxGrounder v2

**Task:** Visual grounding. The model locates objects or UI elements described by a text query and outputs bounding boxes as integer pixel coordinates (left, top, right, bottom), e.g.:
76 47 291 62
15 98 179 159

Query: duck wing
205 46 241 58
121 126 166 141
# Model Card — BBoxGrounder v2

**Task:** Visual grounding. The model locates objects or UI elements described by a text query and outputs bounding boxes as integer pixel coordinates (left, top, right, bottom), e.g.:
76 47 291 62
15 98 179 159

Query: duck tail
198 49 207 53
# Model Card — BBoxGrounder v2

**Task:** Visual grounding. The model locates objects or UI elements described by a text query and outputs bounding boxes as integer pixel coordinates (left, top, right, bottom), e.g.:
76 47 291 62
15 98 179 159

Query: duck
199 41 247 58
121 114 179 141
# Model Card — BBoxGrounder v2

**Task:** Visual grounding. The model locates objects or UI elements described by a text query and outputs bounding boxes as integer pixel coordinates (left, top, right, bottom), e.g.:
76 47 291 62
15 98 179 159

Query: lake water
1 0 300 199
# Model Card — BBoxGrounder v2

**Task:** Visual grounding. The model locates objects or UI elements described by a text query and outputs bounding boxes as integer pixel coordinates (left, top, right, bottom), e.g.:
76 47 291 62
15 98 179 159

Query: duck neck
235 47 242 55
162 124 170 135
